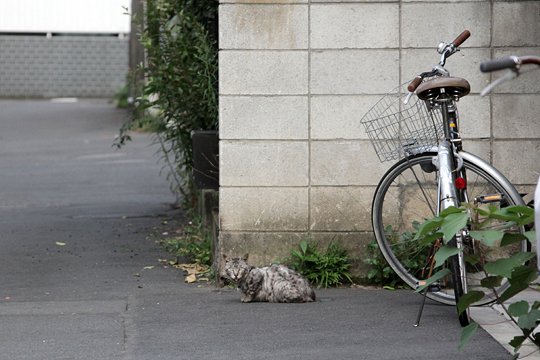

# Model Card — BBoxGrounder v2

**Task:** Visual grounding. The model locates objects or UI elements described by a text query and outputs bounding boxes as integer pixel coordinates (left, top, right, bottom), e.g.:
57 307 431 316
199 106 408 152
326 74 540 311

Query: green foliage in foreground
415 205 538 357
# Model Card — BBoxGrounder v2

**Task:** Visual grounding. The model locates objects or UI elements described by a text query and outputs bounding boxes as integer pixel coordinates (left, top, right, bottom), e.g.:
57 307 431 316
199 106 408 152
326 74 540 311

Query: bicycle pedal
475 193 504 204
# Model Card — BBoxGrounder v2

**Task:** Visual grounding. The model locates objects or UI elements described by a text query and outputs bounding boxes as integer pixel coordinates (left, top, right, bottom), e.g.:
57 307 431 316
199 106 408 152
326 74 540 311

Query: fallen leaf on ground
175 263 206 274
174 263 210 283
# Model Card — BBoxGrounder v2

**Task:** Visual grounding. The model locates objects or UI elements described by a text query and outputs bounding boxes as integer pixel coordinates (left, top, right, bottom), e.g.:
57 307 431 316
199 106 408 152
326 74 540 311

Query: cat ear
242 253 249 261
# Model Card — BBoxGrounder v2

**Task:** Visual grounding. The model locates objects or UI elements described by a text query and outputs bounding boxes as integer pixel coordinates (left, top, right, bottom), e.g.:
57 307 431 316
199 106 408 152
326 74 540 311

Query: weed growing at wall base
363 223 430 289
288 240 353 288
160 215 213 282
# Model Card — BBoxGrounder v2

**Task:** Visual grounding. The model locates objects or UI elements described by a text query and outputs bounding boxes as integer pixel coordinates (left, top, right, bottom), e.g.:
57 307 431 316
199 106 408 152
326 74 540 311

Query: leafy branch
116 0 218 208
414 205 538 357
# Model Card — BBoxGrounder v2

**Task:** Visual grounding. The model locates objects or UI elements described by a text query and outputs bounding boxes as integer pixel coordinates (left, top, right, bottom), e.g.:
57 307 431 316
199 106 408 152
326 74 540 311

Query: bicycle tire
372 151 527 305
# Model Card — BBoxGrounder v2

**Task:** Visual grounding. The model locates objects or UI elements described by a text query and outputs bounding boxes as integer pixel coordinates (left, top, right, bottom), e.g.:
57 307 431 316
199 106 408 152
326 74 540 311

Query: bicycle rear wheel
372 151 527 305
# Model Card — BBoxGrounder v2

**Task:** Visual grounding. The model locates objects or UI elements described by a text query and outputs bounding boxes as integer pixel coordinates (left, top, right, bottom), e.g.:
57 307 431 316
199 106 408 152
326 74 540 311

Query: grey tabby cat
222 254 316 303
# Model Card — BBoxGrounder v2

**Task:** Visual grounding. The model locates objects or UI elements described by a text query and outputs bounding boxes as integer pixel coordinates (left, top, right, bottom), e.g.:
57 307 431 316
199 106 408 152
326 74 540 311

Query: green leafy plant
114 85 130 109
414 205 538 357
116 0 218 208
288 240 353 288
160 216 212 267
364 223 430 289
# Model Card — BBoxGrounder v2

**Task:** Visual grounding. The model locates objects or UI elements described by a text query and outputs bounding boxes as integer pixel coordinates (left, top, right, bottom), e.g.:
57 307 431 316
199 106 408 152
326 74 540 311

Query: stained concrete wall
218 0 540 274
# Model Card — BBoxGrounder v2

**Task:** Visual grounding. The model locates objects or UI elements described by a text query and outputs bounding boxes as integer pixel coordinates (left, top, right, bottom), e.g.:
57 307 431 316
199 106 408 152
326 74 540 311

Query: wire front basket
360 83 444 162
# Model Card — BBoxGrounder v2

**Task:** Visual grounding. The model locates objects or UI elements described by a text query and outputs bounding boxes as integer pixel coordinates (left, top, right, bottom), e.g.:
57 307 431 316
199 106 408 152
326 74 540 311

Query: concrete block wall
218 0 540 275
0 35 128 98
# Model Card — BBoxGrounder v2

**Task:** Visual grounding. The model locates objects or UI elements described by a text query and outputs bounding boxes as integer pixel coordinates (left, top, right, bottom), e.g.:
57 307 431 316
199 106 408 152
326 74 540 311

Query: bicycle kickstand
414 287 429 327
414 282 441 327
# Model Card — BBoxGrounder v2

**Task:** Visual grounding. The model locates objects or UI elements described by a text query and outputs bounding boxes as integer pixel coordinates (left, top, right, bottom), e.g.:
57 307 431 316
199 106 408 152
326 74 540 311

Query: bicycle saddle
416 77 470 101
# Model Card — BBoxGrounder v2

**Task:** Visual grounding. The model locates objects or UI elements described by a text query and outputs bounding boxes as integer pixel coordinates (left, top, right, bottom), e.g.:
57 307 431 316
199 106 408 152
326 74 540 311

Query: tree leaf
523 231 536 243
509 264 538 283
415 268 451 292
414 217 443 240
440 212 469 243
499 284 530 304
498 266 537 303
484 253 535 278
440 206 464 216
434 246 461 268
505 205 534 217
480 275 502 289
459 323 479 351
508 301 530 317
469 230 504 247
418 232 444 247
517 309 540 330
509 335 527 350
457 291 484 314
501 233 527 247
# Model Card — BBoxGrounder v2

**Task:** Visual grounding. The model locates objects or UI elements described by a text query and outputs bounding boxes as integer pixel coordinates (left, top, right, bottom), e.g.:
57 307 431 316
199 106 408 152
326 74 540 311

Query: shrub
116 0 218 208
363 223 430 289
160 216 212 267
288 240 353 288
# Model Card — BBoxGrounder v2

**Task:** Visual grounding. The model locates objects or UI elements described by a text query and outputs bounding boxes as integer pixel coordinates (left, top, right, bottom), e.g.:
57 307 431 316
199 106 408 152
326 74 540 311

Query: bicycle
361 31 531 327
479 53 540 276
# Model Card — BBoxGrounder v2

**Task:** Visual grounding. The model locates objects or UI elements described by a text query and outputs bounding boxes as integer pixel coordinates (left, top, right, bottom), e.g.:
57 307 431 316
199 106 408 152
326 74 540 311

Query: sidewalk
0 99 531 359
471 284 540 360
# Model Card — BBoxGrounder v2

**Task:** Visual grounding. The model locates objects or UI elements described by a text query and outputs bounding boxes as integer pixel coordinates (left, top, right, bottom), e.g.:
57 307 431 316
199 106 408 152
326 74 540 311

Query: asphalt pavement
0 99 523 359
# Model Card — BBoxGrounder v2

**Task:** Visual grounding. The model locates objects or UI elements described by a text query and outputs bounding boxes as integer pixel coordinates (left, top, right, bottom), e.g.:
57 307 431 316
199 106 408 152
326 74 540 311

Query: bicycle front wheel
372 151 527 305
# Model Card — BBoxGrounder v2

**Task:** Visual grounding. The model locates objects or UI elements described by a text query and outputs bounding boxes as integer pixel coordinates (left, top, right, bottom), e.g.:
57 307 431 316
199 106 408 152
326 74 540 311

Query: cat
222 254 316 303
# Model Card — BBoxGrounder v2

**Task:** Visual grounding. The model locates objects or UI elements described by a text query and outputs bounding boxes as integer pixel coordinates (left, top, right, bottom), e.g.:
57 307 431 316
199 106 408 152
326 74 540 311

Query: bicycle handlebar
480 55 540 72
407 76 423 92
407 30 471 92
452 30 471 47
480 56 518 72
479 55 540 96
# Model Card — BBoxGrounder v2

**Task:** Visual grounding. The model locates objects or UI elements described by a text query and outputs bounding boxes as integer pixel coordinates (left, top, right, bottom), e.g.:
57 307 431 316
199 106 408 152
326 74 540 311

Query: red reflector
455 177 467 189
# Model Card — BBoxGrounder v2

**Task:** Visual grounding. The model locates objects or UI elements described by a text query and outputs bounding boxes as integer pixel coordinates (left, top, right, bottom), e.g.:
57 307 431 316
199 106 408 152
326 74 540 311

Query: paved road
0 99 512 359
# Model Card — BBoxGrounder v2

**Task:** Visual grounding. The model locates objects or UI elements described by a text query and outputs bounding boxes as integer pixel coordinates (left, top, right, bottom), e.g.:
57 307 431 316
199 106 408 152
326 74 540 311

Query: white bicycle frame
433 140 468 294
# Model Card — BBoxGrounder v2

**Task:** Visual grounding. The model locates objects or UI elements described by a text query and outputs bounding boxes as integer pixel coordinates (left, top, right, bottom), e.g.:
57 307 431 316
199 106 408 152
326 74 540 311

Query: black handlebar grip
480 56 517 72
407 76 423 92
452 30 471 47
